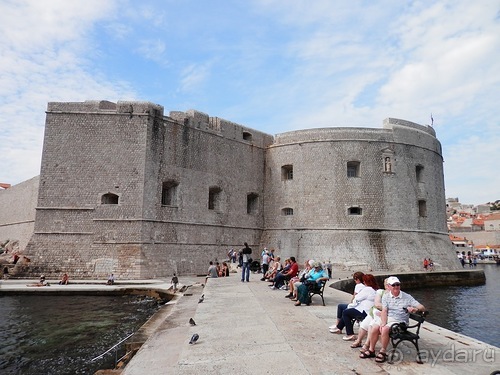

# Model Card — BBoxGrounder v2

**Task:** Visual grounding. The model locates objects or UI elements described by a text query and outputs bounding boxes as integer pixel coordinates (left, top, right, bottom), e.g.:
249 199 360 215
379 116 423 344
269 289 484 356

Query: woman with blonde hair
352 277 389 350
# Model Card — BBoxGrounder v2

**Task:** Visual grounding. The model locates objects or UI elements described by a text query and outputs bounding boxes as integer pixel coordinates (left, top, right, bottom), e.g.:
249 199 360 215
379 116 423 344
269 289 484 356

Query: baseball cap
387 276 400 285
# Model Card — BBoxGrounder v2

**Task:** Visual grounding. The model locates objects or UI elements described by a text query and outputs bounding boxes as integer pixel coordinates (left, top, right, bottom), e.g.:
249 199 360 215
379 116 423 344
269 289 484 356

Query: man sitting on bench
361 276 426 363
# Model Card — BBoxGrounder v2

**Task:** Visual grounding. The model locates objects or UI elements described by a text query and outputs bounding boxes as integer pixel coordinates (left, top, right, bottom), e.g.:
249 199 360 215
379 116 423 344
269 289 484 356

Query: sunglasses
391 283 401 287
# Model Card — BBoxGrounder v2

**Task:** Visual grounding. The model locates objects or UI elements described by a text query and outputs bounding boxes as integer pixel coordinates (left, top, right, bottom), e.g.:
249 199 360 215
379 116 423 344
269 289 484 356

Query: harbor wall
332 269 486 294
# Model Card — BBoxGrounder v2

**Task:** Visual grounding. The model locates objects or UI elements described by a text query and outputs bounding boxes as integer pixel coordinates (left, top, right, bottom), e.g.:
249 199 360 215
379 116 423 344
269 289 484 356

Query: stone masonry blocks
1 100 460 278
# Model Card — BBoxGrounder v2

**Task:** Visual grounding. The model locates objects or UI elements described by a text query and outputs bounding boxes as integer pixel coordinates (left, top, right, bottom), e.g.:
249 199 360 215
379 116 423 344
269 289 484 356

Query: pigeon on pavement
189 334 199 344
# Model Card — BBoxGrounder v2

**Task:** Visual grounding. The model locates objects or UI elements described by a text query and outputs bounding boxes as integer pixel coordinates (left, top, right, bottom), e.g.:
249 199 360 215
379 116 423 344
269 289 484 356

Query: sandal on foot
294 301 301 306
375 351 387 363
359 350 375 359
359 344 369 353
350 341 362 348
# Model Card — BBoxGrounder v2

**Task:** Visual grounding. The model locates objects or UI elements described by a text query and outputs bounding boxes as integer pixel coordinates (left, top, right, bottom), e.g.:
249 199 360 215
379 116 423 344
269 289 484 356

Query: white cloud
0 0 136 185
136 39 167 61
0 0 497 206
179 63 211 93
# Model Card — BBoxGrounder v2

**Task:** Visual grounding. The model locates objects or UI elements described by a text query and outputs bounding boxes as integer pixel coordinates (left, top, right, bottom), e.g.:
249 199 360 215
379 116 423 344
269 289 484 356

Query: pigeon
198 294 204 303
189 334 199 344
189 318 196 326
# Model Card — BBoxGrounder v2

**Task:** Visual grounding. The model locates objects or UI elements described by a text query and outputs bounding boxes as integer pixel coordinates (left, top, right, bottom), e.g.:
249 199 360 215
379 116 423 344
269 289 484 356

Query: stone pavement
1 273 497 374
122 274 499 375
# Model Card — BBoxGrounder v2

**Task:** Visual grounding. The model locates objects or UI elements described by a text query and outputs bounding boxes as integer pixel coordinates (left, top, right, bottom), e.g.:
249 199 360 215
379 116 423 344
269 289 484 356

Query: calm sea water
410 264 500 348
0 295 160 375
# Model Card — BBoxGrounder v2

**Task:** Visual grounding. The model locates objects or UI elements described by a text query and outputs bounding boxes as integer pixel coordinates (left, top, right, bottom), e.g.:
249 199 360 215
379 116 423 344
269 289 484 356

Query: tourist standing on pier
171 273 179 292
240 242 252 282
261 250 270 276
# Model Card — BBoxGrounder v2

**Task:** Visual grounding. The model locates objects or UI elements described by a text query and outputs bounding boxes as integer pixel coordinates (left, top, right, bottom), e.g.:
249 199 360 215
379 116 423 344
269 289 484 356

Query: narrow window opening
208 187 221 210
162 181 178 206
347 161 360 177
101 193 119 205
282 207 294 216
416 165 424 182
281 165 293 180
418 200 427 217
247 193 258 214
348 207 362 215
242 131 252 141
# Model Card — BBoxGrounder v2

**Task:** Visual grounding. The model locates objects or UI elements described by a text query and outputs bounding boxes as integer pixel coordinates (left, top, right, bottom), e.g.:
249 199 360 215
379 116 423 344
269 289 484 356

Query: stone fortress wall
1 100 461 279
262 120 458 271
21 101 273 279
0 176 39 251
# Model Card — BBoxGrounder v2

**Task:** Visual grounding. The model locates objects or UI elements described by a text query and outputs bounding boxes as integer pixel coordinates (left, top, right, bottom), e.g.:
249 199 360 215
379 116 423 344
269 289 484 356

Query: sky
0 0 498 206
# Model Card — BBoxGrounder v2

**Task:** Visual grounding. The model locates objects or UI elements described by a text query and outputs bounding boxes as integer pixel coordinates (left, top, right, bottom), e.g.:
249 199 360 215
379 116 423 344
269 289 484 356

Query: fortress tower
262 120 457 272
13 100 460 278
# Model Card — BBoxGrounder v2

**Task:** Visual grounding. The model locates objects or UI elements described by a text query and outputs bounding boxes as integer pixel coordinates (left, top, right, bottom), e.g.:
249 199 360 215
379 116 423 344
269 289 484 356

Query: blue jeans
337 303 348 319
241 262 250 282
340 308 367 335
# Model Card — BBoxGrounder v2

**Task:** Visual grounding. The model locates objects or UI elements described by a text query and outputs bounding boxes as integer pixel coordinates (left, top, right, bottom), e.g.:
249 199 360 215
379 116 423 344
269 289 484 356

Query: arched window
281 207 294 216
101 193 119 205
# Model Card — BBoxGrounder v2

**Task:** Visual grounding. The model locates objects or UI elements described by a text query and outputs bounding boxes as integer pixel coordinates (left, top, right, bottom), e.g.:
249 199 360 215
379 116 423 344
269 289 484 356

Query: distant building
476 204 492 214
484 213 500 231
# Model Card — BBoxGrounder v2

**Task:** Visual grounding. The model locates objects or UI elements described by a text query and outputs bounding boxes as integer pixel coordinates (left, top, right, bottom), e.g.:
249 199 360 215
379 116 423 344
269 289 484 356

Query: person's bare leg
361 325 372 351
379 326 390 353
368 324 380 352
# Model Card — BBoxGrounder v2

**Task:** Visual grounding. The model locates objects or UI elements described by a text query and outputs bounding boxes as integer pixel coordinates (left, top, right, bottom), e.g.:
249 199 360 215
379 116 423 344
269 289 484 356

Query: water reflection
410 264 500 347
0 295 160 375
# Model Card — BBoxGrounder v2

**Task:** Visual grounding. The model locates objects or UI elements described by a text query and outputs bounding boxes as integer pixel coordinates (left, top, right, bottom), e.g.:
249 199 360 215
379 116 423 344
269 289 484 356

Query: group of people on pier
206 242 427 364
230 243 427 364
328 273 425 363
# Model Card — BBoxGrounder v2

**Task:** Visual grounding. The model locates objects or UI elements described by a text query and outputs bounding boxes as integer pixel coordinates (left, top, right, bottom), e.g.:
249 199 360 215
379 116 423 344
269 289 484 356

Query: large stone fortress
14 100 460 278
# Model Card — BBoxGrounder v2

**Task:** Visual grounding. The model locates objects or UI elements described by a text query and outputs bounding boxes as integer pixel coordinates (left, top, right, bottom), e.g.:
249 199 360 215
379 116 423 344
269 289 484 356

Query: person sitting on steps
59 273 69 285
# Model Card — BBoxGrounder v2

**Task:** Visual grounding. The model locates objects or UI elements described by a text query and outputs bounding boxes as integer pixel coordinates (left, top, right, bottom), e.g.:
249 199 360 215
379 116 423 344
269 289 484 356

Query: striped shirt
381 291 420 324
